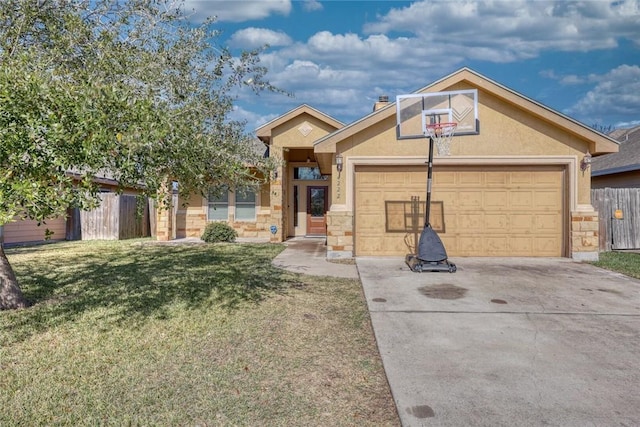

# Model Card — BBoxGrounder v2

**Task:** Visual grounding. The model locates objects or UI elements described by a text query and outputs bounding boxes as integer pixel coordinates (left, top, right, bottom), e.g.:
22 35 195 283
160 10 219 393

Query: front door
307 186 328 235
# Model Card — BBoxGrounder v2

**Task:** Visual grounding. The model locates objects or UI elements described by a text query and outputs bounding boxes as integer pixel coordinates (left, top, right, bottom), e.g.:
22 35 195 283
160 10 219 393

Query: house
1 174 146 246
156 105 344 241
591 125 640 188
156 67 619 261
590 126 640 251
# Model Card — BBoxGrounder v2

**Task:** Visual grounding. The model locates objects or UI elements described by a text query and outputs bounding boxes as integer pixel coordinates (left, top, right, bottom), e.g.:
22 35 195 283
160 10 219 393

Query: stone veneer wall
158 207 272 240
178 210 272 239
231 211 272 238
177 211 206 238
571 210 599 261
156 208 171 241
326 210 354 259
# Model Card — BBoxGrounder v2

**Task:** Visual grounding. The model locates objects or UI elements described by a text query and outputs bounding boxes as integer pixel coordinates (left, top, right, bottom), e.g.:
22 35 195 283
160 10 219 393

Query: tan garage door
355 165 565 257
2 217 67 244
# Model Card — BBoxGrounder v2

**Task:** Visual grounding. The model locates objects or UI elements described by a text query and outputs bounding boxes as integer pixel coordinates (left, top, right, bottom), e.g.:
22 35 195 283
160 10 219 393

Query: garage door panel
434 171 456 185
355 166 564 257
486 237 509 254
485 214 508 230
486 172 508 186
535 190 562 208
511 171 535 184
484 191 509 209
459 192 482 207
536 214 561 231
383 173 407 185
535 171 561 185
357 190 383 209
510 191 536 208
510 214 535 231
536 236 562 255
458 214 484 231
459 171 483 186
453 236 485 255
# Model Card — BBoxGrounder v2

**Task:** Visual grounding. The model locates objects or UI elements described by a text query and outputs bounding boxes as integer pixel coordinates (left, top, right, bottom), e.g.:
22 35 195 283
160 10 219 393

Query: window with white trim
207 189 229 221
235 189 256 221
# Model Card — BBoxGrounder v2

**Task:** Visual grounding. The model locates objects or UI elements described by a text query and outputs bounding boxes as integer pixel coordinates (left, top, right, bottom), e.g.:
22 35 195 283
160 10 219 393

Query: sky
182 0 640 133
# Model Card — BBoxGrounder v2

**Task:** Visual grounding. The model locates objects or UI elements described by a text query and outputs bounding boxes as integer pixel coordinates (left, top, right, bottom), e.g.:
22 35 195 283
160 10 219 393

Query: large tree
0 0 279 309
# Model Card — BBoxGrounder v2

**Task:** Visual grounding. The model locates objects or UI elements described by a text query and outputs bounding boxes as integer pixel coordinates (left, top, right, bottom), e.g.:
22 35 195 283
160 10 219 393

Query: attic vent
298 122 313 137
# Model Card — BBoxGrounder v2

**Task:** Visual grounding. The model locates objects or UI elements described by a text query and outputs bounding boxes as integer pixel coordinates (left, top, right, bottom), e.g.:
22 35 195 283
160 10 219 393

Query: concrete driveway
357 257 640 427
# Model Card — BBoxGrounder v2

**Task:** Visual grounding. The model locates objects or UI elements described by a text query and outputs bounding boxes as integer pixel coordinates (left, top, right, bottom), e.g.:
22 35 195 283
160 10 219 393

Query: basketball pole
425 135 434 228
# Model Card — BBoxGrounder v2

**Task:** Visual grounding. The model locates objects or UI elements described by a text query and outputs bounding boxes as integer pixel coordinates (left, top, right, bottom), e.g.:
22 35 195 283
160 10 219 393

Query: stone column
326 210 354 259
269 147 286 242
571 210 599 261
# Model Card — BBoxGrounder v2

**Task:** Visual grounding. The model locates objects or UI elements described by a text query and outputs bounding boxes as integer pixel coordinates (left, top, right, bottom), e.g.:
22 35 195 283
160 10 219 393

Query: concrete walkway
271 237 359 279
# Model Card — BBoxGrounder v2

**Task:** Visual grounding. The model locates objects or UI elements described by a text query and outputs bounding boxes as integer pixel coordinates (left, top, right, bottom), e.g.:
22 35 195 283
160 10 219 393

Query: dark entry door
307 186 328 235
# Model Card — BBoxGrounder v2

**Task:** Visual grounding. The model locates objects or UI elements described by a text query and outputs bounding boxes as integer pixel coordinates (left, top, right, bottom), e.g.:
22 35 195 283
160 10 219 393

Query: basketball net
425 122 457 156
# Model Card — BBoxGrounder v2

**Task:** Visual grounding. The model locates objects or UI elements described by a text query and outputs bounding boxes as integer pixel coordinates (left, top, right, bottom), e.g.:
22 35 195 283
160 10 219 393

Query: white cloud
363 0 638 60
567 65 640 125
230 105 279 131
229 28 293 49
183 0 291 23
302 0 323 12
229 0 640 127
559 75 586 85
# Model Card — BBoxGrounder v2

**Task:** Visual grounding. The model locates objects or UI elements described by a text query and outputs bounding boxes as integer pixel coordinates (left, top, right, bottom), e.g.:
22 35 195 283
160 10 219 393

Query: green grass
1 240 398 426
591 251 640 279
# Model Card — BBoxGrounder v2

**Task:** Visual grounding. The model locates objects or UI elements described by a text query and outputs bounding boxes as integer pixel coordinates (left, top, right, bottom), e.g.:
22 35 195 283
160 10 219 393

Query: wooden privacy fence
591 188 640 251
79 193 150 240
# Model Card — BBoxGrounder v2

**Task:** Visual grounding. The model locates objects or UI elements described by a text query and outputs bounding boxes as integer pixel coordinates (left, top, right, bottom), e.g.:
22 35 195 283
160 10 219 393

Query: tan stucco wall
272 113 341 149
336 87 591 204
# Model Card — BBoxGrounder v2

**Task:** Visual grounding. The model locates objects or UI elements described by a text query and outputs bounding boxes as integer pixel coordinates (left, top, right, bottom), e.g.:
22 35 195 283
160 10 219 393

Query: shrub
201 222 238 243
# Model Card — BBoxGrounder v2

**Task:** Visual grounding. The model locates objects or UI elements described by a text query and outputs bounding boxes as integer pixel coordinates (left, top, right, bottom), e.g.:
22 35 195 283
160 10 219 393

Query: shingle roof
591 125 640 176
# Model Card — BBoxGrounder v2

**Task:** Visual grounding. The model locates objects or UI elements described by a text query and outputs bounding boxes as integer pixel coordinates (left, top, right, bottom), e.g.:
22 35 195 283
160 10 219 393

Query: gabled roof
255 104 344 142
314 67 619 155
592 125 640 176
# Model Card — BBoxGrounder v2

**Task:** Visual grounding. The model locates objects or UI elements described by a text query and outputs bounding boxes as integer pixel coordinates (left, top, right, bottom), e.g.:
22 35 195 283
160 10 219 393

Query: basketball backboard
396 89 478 139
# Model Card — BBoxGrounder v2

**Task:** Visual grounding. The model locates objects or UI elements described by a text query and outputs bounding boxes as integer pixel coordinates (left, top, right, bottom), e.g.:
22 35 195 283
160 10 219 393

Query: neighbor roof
591 125 640 176
314 67 619 155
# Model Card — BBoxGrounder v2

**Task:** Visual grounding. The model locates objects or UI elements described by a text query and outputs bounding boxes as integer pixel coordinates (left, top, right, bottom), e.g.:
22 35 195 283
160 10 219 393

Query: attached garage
313 68 619 261
355 164 566 257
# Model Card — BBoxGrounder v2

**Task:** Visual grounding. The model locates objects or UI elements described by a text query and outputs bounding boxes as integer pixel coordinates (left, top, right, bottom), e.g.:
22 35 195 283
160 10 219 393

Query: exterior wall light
580 151 592 171
336 153 343 173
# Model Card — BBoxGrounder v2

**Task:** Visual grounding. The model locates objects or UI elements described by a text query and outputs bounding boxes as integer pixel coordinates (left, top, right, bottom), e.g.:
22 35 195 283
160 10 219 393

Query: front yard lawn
1 240 398 426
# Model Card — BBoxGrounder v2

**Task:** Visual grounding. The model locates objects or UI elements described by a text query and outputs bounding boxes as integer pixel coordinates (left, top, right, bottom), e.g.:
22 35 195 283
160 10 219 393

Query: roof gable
314 67 619 155
255 104 343 142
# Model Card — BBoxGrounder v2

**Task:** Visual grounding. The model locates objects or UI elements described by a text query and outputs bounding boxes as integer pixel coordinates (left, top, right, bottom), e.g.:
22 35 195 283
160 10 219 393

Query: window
293 167 327 180
208 189 229 221
235 189 256 221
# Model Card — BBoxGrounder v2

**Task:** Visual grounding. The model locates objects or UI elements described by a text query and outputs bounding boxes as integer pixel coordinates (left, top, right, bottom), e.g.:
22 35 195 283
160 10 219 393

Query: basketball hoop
425 122 457 156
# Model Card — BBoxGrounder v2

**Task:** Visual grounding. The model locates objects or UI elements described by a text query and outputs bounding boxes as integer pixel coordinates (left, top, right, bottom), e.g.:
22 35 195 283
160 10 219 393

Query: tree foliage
591 123 613 135
0 0 279 309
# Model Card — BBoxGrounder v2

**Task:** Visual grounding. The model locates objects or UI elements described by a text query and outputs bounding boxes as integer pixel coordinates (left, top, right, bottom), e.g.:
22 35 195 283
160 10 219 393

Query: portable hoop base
405 225 457 273
405 254 457 273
